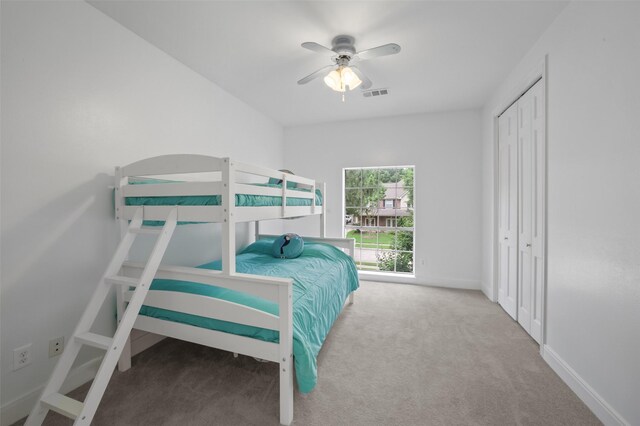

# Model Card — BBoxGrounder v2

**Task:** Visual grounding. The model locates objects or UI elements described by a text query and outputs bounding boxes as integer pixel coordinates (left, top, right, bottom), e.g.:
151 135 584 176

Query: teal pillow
271 234 304 259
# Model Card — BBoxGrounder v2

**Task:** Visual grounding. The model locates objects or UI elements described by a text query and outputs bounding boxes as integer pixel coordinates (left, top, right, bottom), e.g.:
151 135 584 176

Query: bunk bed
26 154 358 426
116 155 359 423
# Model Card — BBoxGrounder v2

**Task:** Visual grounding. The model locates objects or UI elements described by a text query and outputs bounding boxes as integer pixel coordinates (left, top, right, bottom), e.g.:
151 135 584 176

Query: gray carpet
24 281 599 425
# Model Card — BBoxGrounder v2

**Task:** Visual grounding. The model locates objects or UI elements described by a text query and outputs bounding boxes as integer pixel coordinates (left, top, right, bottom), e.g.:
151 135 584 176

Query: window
344 166 415 274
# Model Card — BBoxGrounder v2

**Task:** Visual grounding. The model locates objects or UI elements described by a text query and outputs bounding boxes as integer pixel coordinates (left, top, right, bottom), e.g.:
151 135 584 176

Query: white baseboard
481 282 495 301
0 357 102 426
542 345 629 426
358 271 481 290
357 271 417 285
421 277 481 290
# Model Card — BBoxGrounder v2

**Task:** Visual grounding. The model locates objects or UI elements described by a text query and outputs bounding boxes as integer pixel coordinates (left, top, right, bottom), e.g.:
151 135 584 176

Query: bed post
279 283 294 425
115 166 133 371
348 236 355 305
222 158 236 274
320 182 327 238
254 221 260 242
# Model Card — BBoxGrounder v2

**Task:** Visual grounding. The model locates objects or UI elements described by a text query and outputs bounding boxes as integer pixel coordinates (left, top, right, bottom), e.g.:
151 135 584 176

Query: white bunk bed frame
27 155 355 426
111 155 355 425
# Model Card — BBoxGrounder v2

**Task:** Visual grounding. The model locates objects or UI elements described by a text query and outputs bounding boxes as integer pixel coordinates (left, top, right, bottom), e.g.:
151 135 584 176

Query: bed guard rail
115 155 325 222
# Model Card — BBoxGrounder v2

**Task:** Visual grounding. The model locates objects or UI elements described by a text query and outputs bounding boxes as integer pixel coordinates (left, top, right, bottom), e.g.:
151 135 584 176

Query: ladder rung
75 332 113 350
41 393 84 420
131 227 162 235
105 275 139 287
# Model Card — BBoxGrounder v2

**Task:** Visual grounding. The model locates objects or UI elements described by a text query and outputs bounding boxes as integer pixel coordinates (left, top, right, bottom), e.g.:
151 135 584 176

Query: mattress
125 182 323 208
139 239 359 393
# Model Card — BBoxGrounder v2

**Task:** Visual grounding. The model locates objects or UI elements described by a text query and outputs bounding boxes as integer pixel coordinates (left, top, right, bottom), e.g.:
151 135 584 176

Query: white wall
482 2 640 424
284 110 482 289
0 1 283 422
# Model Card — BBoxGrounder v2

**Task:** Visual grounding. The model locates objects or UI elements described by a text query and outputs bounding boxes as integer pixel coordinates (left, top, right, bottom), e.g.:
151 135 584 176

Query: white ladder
25 207 177 425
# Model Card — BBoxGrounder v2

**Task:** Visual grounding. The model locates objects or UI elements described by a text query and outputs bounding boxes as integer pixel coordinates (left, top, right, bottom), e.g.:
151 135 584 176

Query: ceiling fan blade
356 43 401 61
297 65 334 85
351 66 372 90
301 42 334 54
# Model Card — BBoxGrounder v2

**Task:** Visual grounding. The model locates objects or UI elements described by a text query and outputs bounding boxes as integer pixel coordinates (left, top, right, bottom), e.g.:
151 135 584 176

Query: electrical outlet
13 344 32 370
49 337 64 358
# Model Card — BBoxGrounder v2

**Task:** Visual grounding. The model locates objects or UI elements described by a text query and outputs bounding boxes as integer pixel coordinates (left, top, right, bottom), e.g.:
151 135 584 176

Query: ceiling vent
362 88 389 98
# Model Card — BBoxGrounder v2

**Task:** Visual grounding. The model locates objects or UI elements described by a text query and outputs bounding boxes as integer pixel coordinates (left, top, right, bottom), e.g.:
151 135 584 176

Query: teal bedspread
139 239 359 393
125 182 323 207
125 181 322 226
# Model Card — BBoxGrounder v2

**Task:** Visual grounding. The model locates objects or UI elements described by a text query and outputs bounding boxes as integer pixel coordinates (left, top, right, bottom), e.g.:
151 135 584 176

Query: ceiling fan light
324 69 344 92
342 67 362 90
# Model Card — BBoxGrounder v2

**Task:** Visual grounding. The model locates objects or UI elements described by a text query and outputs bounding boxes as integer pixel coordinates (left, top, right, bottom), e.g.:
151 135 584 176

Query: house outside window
344 166 415 274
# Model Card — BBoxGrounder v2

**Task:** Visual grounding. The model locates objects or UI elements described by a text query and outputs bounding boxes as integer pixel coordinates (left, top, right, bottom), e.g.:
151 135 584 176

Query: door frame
491 56 548 351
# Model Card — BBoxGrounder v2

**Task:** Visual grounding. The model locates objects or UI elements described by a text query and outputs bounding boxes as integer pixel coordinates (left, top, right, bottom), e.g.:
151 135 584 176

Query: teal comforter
139 239 359 393
126 182 323 207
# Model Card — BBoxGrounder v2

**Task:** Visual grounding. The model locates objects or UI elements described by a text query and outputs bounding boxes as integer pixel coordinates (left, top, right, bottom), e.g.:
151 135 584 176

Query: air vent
362 88 389 98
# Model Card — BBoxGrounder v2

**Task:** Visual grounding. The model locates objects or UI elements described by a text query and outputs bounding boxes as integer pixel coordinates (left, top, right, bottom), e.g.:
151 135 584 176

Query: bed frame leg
233 352 238 358
278 284 294 425
349 292 355 305
118 336 132 372
280 355 294 426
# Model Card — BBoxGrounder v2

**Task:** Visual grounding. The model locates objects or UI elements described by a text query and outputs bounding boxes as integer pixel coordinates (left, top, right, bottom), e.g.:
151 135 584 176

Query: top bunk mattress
125 181 323 208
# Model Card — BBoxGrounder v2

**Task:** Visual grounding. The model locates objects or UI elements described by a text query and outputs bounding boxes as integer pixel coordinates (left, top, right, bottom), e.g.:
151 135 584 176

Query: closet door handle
526 243 531 247
504 237 508 240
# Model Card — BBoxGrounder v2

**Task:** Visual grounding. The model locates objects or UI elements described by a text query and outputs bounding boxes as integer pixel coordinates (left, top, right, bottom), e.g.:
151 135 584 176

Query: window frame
342 165 415 276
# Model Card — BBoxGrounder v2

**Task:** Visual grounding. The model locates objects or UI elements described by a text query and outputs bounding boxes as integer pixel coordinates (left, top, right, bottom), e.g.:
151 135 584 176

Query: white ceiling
89 1 567 127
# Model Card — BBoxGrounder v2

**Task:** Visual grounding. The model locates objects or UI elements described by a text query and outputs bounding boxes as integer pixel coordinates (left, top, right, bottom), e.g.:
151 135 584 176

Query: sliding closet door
517 88 534 335
497 103 518 320
529 81 545 343
497 79 545 341
515 79 544 343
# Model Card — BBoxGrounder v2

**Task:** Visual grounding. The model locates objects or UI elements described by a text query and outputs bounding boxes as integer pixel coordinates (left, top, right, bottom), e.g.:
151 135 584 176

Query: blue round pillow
272 233 304 259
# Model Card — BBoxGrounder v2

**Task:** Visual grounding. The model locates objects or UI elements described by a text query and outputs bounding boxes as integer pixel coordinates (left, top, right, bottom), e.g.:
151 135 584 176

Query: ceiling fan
297 35 401 100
